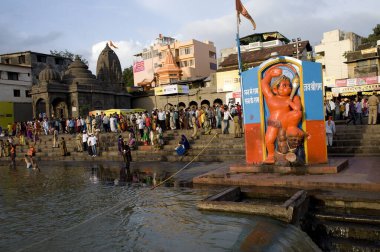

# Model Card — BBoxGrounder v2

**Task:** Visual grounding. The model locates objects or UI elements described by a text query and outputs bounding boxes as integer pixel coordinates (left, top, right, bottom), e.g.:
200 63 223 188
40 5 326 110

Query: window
4 58 10 64
370 59 377 67
142 51 152 60
180 60 194 68
25 90 32 97
55 58 64 65
37 55 47 63
210 63 217 70
180 47 193 55
13 89 21 97
18 55 26 64
180 61 188 67
209 51 216 59
7 72 19 80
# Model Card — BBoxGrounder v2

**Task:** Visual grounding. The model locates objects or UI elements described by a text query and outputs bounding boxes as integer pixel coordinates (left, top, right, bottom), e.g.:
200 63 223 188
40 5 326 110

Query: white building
314 29 362 87
0 63 33 127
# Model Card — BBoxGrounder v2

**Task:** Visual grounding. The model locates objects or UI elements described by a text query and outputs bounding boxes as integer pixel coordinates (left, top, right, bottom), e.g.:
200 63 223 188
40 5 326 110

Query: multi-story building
314 29 362 88
133 34 217 88
0 63 32 128
0 51 72 85
331 41 380 97
0 51 72 125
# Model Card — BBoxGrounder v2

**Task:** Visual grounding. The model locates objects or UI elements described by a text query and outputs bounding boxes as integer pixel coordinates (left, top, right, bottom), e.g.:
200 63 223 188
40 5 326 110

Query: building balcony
354 65 378 78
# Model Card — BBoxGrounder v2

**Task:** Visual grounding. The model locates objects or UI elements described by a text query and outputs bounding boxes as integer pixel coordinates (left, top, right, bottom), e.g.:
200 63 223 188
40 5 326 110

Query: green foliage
362 24 380 46
122 66 134 87
50 49 89 66
342 51 351 59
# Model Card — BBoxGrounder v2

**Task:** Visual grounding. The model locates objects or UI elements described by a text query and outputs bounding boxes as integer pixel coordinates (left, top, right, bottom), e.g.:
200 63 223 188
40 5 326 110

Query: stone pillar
46 96 51 119
32 97 37 119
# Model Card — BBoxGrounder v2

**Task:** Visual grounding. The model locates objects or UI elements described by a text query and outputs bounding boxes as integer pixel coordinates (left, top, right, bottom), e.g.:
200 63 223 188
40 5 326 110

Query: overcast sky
1 0 379 73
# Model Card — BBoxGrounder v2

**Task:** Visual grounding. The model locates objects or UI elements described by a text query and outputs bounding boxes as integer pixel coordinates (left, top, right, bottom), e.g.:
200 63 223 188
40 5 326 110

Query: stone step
323 221 380 242
327 146 380 154
334 134 380 140
162 144 245 150
329 153 380 157
165 154 246 162
333 139 380 146
330 237 380 252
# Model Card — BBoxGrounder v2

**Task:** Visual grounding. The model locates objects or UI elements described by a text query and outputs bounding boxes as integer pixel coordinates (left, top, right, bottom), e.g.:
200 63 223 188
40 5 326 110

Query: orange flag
109 40 118 49
236 0 256 30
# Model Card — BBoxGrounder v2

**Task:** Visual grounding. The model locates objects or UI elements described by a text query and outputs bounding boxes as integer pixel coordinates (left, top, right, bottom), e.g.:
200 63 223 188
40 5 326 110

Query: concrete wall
216 70 240 93
0 64 32 103
131 89 225 112
193 40 217 78
0 102 13 129
14 102 33 122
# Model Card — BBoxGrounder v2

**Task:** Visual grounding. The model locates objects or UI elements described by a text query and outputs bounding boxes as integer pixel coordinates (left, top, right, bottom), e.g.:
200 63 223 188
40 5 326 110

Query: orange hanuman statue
261 66 304 164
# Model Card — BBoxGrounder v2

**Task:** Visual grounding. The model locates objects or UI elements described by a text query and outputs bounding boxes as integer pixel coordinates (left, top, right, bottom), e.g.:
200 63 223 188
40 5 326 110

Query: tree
50 49 89 66
362 24 380 46
122 66 134 87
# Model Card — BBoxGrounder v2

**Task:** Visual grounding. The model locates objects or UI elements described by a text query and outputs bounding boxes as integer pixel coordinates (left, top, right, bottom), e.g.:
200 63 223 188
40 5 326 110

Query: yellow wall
216 70 240 92
0 102 14 129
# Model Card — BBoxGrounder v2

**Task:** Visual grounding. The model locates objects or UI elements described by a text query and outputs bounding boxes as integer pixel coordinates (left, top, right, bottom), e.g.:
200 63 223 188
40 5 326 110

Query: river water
0 161 320 252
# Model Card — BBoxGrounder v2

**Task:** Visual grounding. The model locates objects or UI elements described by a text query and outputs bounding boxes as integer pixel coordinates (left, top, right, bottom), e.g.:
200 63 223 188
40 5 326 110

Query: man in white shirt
102 115 110 132
82 131 88 151
158 109 166 131
91 134 97 157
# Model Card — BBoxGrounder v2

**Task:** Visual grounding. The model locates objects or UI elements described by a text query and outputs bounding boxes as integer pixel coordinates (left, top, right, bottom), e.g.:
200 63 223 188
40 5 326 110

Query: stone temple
31 44 131 119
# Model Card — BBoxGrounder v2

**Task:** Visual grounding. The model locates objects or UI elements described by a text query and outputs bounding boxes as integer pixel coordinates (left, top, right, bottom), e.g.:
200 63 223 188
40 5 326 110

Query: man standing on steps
325 116 336 147
158 109 166 131
354 98 363 125
190 114 198 140
368 91 379 125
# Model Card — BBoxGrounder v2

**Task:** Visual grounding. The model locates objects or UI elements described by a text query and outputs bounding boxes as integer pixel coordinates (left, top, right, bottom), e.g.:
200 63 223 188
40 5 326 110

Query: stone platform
229 158 348 175
193 157 380 192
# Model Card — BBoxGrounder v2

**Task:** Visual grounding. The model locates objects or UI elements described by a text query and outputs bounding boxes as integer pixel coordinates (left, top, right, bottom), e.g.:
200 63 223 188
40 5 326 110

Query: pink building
133 34 217 89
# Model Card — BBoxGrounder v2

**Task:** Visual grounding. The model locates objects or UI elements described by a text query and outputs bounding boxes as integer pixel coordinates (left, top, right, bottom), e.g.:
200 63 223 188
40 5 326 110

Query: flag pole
236 13 243 76
236 7 245 124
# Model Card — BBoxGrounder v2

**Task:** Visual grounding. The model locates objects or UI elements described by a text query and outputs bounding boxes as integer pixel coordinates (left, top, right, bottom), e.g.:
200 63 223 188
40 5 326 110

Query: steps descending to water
2 122 379 163
1 129 246 163
304 190 380 251
328 124 380 157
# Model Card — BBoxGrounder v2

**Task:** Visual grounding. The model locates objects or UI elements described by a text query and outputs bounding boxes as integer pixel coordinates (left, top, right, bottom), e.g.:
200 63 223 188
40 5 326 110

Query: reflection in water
91 163 175 188
0 162 319 252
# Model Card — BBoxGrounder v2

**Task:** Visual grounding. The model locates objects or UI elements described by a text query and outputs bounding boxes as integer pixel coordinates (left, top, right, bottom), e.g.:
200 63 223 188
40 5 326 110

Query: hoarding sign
154 85 189 96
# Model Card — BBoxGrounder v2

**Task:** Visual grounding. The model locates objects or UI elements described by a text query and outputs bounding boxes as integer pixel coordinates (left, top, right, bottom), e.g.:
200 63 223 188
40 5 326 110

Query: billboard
154 84 189 96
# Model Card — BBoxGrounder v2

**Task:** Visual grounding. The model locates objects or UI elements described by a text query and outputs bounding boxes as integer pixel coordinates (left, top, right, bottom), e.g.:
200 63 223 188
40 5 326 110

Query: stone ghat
0 129 246 163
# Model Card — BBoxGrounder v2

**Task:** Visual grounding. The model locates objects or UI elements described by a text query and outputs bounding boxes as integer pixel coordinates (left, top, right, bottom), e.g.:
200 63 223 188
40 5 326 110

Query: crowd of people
325 92 380 125
0 102 243 165
324 92 380 147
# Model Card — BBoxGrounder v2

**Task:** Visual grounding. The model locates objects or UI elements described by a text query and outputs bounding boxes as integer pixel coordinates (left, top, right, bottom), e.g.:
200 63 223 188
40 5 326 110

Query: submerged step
323 220 380 242
197 187 308 224
330 237 380 252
